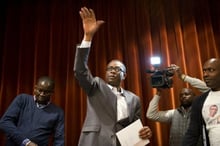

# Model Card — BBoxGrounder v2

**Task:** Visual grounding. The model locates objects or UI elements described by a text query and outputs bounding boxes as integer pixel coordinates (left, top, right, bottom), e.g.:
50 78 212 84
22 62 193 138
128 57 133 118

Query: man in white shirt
182 58 220 146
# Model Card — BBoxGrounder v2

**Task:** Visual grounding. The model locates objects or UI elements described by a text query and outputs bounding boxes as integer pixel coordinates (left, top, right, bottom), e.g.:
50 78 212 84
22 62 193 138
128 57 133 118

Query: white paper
116 119 150 146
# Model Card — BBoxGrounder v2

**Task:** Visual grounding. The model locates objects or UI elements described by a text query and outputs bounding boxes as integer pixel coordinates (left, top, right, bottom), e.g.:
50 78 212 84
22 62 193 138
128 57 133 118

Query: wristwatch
21 138 31 146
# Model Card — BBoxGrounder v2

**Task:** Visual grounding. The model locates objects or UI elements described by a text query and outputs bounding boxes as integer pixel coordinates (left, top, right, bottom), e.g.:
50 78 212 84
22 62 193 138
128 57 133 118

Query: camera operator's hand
170 64 186 80
156 88 162 96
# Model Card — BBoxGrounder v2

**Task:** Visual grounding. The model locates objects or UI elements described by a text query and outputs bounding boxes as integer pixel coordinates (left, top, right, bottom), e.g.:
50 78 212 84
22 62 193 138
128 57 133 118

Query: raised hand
79 7 105 41
170 64 183 79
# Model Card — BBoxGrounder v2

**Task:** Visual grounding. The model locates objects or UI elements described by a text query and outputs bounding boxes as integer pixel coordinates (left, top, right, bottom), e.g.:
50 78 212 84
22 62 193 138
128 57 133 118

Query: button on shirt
111 86 128 121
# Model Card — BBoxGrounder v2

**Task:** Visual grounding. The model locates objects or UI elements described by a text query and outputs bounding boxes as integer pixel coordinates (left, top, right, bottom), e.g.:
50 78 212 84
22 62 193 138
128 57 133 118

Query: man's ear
120 72 126 80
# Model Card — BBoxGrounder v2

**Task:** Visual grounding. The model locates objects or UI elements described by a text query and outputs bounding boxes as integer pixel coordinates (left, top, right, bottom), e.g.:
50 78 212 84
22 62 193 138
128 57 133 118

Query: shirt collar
107 84 124 94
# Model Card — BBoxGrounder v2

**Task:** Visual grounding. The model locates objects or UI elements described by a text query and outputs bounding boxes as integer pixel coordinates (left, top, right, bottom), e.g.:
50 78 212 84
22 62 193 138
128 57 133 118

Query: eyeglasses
106 66 124 73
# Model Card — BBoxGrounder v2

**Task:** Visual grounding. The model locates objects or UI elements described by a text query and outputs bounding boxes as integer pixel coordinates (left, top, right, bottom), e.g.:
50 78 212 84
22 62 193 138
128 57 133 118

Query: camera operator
146 64 208 146
146 87 202 146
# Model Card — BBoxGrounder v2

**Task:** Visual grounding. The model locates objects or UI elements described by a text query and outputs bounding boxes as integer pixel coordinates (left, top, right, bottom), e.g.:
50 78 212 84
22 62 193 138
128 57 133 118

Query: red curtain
0 0 219 145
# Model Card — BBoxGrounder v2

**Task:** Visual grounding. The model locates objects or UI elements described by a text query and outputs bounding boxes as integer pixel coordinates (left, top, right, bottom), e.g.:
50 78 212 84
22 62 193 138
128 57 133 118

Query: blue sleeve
53 110 65 146
0 94 28 145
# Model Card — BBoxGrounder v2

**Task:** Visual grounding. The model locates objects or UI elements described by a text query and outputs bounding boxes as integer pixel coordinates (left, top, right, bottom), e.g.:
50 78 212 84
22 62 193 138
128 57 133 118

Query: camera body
147 67 174 88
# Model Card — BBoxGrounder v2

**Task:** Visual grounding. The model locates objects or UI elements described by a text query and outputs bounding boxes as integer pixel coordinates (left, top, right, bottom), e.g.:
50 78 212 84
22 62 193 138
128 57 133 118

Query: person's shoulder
94 76 108 86
10 94 33 106
95 76 104 82
192 91 210 108
15 93 33 100
195 91 210 102
123 89 139 98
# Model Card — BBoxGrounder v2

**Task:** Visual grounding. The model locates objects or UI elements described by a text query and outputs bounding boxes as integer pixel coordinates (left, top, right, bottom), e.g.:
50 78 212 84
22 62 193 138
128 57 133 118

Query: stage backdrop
0 0 219 145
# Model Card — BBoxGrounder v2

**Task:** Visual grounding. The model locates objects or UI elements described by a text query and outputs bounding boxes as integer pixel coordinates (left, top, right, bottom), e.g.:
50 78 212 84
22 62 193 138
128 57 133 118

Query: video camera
146 56 175 88
146 67 174 88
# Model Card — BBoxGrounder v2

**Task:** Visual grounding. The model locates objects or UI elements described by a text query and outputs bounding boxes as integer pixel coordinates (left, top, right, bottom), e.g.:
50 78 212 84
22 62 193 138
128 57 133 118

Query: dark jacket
182 91 210 146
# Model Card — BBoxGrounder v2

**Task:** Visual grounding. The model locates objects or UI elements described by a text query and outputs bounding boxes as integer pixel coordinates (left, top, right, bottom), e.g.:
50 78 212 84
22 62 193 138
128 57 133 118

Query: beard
181 102 191 108
35 95 50 105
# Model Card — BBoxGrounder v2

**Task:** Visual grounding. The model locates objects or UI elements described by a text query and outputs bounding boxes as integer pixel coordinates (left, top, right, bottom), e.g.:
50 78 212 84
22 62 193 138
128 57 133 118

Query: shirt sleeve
79 40 91 48
0 94 27 145
146 94 174 123
184 75 210 93
53 110 65 146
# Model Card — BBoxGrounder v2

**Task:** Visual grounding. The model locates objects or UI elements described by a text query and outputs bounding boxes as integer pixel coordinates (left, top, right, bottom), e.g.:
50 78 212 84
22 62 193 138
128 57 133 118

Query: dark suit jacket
182 91 210 146
74 46 142 146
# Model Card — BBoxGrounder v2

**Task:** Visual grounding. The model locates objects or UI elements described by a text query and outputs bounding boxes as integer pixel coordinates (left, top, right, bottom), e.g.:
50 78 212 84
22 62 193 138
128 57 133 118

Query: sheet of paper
116 119 150 146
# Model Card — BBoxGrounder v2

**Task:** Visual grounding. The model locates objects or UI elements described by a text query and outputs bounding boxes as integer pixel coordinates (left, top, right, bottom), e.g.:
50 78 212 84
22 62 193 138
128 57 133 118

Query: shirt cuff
79 40 91 48
21 138 30 146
